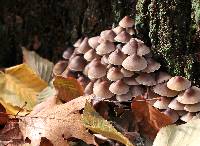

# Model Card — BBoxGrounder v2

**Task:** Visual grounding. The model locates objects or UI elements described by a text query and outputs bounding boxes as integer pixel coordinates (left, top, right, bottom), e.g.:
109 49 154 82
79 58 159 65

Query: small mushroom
101 55 109 66
168 98 185 111
167 76 191 91
68 55 87 71
114 31 131 43
53 60 68 76
76 37 92 54
122 38 138 55
163 108 179 123
96 40 116 55
84 82 94 95
108 49 127 65
180 112 195 122
137 43 150 56
112 26 124 35
84 49 100 61
88 36 100 48
135 73 157 86
177 86 200 104
77 75 89 88
184 102 200 112
153 97 171 110
100 30 116 42
153 83 179 97
120 68 134 77
119 16 134 28
130 85 145 97
73 37 83 48
156 72 172 84
109 80 129 95
142 58 161 73
62 48 74 60
116 91 132 102
107 67 123 81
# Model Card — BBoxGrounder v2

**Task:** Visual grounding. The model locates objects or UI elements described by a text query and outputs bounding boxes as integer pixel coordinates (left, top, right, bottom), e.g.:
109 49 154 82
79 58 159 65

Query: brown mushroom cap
84 49 100 61
68 56 86 71
184 102 200 112
108 49 127 65
156 72 172 84
135 73 157 86
180 112 195 122
120 67 134 77
163 108 179 123
122 54 147 71
167 76 191 91
84 82 94 95
93 80 114 99
112 26 124 35
73 37 83 48
88 60 107 79
114 31 131 43
122 38 138 55
177 86 200 104
130 85 145 97
119 16 134 28
142 58 161 73
76 37 92 54
88 36 100 48
137 43 151 56
53 60 68 76
107 67 123 81
123 77 139 85
100 30 116 42
96 40 116 55
153 83 179 97
153 97 171 110
116 91 132 101
109 80 129 95
168 98 185 110
62 48 74 60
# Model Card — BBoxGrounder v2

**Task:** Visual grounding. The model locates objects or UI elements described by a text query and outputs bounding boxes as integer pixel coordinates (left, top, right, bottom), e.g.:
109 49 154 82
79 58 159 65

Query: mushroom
62 48 74 60
163 108 179 123
126 27 135 35
84 49 100 61
109 80 129 95
108 49 127 65
93 80 114 99
135 73 157 86
101 55 109 66
142 58 161 73
156 72 172 84
153 83 179 97
53 60 68 76
122 54 147 71
77 75 89 88
130 85 145 97
167 76 191 91
177 86 200 104
84 82 94 95
76 37 92 54
68 55 87 71
168 98 185 111
88 36 100 48
119 16 134 28
153 97 171 110
96 40 116 55
112 26 124 35
100 29 116 42
107 67 123 81
123 77 139 85
122 38 138 55
184 102 200 112
114 31 131 43
73 37 83 48
180 112 195 122
120 68 134 77
137 43 151 56
116 91 132 101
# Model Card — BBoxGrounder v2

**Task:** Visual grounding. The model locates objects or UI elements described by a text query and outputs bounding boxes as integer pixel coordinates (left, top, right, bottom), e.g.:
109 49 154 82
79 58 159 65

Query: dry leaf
53 76 84 102
153 119 200 146
22 47 54 83
0 64 47 114
131 96 172 140
19 95 96 146
82 101 134 146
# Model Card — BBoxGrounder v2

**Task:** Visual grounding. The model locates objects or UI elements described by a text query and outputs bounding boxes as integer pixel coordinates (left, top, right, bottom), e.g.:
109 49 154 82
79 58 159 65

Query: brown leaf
131 96 172 140
19 95 96 146
53 76 84 102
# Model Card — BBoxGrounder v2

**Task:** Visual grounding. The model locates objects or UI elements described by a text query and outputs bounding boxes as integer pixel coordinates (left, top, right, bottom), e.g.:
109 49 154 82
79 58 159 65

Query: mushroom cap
167 76 191 91
184 102 200 112
180 112 195 122
137 43 151 56
96 40 116 55
123 77 139 85
83 64 89 76
84 82 94 95
114 31 131 43
62 48 74 60
156 72 172 84
53 60 68 76
108 49 127 65
77 75 89 88
142 58 161 73
88 60 107 79
122 54 147 71
120 67 134 77
93 80 114 99
119 16 134 28
177 86 200 104
135 73 157 86
163 108 179 123
73 37 83 48
116 91 132 102
88 36 100 48
61 68 76 78
122 38 138 55
126 27 135 35
84 49 100 61
100 30 116 42
153 97 171 110
153 83 179 97
130 85 145 97
107 67 123 81
101 55 109 65
68 56 87 71
76 37 92 54
112 26 124 34
109 80 129 95
168 98 185 110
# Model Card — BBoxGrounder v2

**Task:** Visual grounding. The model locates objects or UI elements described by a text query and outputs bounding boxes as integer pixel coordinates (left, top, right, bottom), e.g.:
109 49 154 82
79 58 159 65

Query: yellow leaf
82 101 135 146
53 76 84 102
0 64 47 113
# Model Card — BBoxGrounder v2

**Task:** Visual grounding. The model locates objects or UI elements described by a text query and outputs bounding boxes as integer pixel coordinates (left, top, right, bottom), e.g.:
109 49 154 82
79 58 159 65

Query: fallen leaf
19 95 96 146
131 96 172 140
0 64 47 114
153 119 200 146
82 101 134 146
22 47 54 83
53 76 84 102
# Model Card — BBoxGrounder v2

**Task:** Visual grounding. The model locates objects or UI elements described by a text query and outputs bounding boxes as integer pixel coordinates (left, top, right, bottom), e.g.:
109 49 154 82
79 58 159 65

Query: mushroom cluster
53 16 200 123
